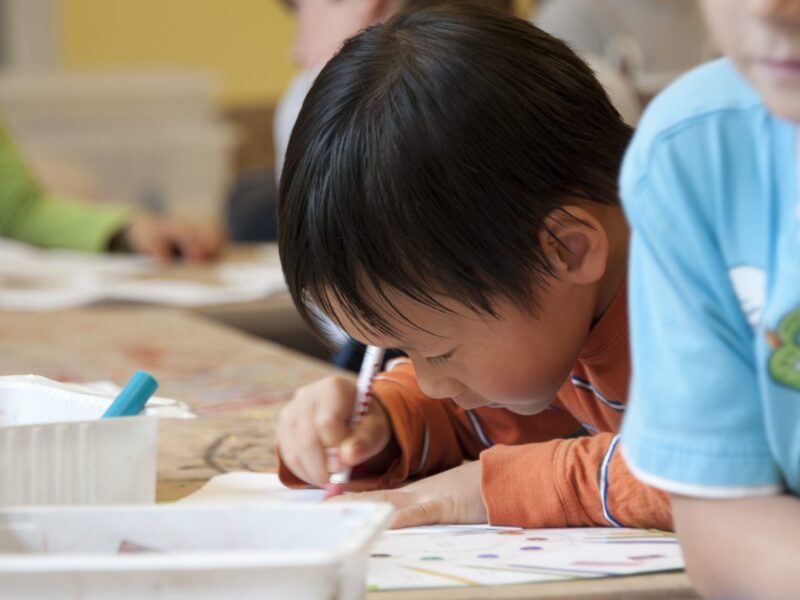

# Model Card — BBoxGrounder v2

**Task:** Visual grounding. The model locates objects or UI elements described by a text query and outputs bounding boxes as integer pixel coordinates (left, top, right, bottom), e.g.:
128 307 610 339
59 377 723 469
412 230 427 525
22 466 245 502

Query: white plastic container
0 503 394 600
0 375 160 506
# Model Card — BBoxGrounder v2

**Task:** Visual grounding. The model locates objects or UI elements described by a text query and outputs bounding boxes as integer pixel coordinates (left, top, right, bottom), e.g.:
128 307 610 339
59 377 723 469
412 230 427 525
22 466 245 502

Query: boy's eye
425 348 457 365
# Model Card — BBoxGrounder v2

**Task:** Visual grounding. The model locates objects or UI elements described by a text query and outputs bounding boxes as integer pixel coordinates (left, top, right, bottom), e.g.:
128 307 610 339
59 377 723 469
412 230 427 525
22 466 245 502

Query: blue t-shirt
620 58 800 498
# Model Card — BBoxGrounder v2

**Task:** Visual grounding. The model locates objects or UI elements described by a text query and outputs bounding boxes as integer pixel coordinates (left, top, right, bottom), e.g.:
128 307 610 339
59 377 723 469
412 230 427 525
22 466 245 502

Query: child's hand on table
331 461 487 528
112 213 226 262
276 375 396 487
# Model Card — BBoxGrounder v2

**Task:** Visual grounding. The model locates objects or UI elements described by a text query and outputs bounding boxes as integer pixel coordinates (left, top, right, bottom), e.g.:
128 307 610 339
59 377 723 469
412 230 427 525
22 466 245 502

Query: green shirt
0 125 130 251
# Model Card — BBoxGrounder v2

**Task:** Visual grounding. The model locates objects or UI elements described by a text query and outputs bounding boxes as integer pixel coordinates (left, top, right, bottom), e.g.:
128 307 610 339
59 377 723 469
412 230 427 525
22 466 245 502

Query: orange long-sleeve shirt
279 283 671 531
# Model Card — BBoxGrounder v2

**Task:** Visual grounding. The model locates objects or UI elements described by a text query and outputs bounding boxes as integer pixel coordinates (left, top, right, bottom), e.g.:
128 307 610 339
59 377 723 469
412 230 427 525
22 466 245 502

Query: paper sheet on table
180 472 325 504
181 472 685 591
0 239 287 310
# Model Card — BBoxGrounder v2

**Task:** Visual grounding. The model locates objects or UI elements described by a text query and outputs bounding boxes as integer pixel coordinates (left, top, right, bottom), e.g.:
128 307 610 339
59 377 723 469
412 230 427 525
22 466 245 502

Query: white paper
0 239 287 310
179 472 325 504
366 525 683 590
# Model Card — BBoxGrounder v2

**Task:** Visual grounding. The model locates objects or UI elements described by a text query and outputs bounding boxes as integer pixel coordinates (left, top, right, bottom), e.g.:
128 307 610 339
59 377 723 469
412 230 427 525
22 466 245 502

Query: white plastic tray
0 503 394 600
0 375 164 506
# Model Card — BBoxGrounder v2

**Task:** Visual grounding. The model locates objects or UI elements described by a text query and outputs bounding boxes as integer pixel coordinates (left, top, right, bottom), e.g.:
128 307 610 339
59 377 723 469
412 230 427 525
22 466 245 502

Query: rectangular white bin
0 503 394 600
0 375 159 506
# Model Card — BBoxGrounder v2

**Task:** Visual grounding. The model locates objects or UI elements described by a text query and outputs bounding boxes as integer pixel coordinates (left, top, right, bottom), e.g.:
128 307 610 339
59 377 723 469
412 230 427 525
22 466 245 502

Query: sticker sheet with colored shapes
367 526 683 591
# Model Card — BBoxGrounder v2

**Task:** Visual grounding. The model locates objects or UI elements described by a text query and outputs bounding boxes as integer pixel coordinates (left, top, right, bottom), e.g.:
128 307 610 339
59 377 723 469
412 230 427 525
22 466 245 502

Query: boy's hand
331 461 487 528
276 375 395 487
114 213 226 262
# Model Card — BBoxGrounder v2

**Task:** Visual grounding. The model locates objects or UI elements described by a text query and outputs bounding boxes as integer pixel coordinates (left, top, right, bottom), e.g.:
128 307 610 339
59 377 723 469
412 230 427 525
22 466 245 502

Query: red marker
324 345 385 499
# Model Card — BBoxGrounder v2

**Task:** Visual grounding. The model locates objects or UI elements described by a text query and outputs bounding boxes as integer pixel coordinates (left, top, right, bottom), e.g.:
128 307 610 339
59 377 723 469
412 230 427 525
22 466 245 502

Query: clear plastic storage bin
0 375 159 506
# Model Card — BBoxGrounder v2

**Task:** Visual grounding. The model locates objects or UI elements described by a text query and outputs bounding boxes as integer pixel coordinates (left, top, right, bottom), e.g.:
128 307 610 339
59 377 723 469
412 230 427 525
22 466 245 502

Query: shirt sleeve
620 129 783 498
0 126 130 251
481 434 672 530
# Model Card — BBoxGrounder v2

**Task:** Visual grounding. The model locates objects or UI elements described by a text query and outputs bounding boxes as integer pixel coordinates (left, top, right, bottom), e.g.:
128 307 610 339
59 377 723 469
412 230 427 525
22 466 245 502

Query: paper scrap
0 239 287 310
179 472 325 504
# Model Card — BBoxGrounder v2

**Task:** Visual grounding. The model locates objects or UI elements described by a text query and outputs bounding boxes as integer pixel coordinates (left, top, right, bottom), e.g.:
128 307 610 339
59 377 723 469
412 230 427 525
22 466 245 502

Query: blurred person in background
533 0 715 103
0 122 225 261
229 0 646 246
228 0 514 245
227 0 514 368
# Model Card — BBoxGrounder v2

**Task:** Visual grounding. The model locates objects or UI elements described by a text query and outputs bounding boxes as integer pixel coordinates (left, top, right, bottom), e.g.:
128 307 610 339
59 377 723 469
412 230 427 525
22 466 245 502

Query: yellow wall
59 0 297 106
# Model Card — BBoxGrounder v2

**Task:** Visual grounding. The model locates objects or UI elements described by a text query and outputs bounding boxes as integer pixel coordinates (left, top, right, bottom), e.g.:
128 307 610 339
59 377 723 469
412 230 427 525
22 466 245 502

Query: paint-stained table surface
0 307 340 499
0 306 697 599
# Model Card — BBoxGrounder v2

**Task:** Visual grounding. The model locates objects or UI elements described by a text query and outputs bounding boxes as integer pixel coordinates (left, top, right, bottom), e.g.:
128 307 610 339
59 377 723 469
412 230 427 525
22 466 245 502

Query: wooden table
373 573 697 599
0 307 698 599
0 307 338 499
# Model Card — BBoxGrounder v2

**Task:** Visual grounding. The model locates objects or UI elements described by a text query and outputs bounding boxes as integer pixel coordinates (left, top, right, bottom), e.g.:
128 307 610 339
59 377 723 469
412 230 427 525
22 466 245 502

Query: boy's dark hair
279 4 632 338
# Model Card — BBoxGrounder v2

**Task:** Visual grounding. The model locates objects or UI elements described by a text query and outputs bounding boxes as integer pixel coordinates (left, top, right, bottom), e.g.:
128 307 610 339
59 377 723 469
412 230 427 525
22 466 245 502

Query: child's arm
0 126 224 258
671 494 800 599
278 364 671 530
277 359 583 489
337 433 671 530
480 433 671 529
0 126 131 251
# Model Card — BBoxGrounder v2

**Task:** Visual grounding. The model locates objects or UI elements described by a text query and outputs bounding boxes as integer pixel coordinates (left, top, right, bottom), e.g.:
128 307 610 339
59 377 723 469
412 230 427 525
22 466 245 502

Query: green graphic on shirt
767 307 800 390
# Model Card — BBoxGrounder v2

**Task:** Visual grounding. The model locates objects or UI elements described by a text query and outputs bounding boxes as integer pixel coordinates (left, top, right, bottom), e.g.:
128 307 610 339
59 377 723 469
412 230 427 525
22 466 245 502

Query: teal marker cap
102 371 159 418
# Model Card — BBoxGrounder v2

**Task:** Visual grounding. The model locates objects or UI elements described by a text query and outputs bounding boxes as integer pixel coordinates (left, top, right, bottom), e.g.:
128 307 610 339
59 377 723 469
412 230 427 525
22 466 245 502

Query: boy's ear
538 206 608 285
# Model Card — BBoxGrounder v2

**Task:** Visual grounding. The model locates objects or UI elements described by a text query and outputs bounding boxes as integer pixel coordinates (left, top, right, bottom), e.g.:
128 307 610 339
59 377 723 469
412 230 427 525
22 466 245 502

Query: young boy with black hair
620 1 800 597
276 5 671 530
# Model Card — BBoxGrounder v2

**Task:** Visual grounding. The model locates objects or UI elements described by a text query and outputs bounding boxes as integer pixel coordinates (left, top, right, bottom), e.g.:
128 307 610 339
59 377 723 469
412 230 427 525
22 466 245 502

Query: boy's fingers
314 400 353 448
327 490 445 529
392 500 444 529
325 447 342 473
279 449 308 484
294 439 330 487
340 412 391 465
281 410 330 485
